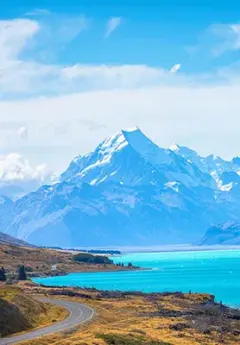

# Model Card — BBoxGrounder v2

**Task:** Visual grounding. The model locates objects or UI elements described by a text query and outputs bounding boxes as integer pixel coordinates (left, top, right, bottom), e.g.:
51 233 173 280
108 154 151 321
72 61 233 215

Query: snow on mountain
61 129 167 188
61 128 214 189
1 127 240 247
170 144 240 189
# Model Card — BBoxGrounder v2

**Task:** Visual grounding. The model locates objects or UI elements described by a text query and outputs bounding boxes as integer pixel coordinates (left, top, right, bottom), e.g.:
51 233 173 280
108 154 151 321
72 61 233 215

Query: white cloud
1 15 240 177
210 23 240 55
0 61 179 97
0 153 53 198
0 16 91 98
0 19 39 63
189 23 240 57
170 64 181 73
25 9 51 17
52 15 90 43
105 17 122 37
0 18 49 97
0 17 237 99
1 83 240 175
0 153 48 182
17 126 28 140
62 64 167 88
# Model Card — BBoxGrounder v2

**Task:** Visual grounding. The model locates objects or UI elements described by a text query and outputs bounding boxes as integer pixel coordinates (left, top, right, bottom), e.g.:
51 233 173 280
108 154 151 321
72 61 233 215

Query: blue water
33 250 240 307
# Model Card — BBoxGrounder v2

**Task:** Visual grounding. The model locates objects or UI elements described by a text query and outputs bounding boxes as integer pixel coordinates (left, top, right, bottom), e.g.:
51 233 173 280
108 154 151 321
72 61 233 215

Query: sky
1 0 240 189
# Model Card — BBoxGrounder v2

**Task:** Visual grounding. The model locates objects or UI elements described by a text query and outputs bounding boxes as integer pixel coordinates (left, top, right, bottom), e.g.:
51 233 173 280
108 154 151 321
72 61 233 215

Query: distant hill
197 222 240 245
0 231 30 246
0 242 131 278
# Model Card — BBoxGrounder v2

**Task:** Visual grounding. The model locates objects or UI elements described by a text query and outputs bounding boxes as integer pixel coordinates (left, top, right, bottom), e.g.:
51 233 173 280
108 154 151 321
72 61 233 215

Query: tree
72 253 113 265
17 265 27 281
0 267 6 281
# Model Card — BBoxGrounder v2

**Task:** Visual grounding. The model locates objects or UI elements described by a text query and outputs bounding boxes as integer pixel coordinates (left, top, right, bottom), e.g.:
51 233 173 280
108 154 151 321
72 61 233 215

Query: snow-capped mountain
61 128 214 189
0 127 240 247
0 180 229 247
170 144 240 188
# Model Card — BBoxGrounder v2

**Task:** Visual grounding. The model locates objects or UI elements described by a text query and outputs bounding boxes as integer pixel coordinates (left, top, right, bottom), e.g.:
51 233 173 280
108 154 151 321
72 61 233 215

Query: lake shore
33 249 240 308
0 242 139 280
15 281 240 345
88 244 240 254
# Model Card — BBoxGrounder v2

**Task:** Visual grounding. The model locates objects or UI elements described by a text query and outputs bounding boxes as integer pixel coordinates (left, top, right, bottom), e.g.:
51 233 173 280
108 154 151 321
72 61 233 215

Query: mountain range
0 127 239 247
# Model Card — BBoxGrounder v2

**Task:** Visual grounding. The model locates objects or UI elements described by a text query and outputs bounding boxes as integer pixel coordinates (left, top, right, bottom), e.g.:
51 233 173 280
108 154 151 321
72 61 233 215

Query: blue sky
0 0 240 184
2 0 240 74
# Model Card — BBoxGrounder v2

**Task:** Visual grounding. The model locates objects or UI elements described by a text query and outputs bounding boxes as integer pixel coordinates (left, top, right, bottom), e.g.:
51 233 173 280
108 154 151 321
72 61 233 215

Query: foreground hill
0 286 68 337
198 221 240 245
1 127 240 247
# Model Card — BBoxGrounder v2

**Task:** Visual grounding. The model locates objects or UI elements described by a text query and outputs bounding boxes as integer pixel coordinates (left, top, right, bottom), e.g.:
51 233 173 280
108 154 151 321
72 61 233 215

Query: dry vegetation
0 286 68 337
1 244 239 345
16 283 240 345
0 243 134 278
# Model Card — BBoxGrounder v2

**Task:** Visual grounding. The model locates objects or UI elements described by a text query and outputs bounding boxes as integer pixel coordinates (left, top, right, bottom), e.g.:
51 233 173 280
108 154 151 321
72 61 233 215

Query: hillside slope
0 242 132 277
0 231 30 246
0 286 68 337
21 285 240 345
197 221 240 245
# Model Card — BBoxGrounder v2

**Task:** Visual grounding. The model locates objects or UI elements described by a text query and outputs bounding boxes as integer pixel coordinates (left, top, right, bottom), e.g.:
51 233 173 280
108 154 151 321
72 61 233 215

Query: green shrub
72 253 93 263
24 266 34 272
72 253 113 265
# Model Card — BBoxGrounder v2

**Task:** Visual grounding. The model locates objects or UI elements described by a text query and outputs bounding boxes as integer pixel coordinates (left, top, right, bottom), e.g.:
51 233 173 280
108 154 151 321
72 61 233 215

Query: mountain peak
121 126 140 134
99 126 145 155
169 144 180 152
100 131 127 153
61 127 216 189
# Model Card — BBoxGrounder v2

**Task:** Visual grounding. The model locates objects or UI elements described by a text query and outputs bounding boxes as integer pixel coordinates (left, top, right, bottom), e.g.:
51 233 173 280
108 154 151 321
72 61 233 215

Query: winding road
0 297 95 345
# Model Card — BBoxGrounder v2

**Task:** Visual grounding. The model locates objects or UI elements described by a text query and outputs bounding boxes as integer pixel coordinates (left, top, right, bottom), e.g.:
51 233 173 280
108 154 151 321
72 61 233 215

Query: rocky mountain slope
170 144 240 190
0 230 30 246
197 221 240 245
0 127 240 247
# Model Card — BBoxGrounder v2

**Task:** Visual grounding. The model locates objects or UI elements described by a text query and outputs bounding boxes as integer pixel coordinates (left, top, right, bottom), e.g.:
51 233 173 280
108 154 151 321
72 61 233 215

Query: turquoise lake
33 250 240 307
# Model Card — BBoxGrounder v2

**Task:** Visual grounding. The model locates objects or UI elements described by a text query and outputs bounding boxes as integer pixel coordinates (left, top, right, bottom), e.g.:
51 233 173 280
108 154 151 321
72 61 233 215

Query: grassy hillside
0 243 134 279
0 286 68 337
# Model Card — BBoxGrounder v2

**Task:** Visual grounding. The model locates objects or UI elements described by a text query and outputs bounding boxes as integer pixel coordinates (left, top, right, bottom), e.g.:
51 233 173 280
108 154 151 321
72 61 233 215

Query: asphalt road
0 297 95 345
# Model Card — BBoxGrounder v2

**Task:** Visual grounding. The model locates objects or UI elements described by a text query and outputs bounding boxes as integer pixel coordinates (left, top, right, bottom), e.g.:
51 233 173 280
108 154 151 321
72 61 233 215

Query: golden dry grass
0 243 134 278
0 286 68 336
16 285 240 345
